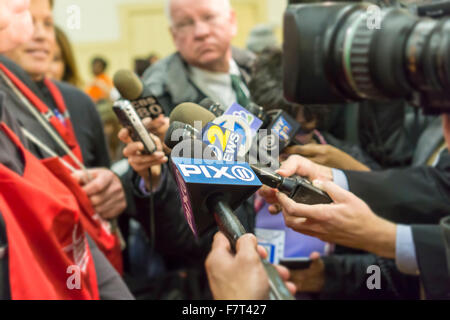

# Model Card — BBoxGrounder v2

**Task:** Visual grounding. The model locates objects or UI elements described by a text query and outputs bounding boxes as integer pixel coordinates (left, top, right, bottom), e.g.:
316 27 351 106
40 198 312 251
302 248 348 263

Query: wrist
316 165 333 182
144 165 162 192
364 217 397 259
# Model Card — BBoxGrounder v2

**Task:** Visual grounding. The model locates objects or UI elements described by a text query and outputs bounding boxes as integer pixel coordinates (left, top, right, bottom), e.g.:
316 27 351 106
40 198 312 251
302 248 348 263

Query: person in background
246 24 278 55
134 53 160 78
46 25 82 88
143 0 255 115
86 56 113 103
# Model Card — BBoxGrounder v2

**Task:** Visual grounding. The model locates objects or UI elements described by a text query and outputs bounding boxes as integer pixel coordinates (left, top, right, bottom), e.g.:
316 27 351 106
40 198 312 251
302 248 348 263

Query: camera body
283 1 450 114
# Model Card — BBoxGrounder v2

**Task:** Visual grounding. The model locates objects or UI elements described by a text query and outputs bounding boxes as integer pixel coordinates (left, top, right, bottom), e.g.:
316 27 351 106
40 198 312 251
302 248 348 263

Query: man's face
4 0 54 81
0 0 33 52
169 0 237 71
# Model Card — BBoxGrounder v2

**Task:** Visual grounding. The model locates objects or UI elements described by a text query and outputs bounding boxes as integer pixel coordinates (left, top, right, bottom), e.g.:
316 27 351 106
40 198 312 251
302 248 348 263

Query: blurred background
53 0 287 85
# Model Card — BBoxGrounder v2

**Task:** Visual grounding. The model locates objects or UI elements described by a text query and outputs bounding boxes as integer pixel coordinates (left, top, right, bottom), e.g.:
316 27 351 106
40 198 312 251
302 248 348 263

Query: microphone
264 110 301 151
164 121 200 149
169 102 332 205
250 164 333 205
112 100 157 155
170 157 294 300
113 69 164 119
165 121 217 160
169 103 244 161
199 98 225 117
198 99 301 157
169 102 278 166
170 102 216 128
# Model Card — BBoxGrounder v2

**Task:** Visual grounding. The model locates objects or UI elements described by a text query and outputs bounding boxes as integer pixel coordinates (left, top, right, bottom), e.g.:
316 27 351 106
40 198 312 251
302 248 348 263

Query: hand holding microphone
206 232 297 300
118 120 168 192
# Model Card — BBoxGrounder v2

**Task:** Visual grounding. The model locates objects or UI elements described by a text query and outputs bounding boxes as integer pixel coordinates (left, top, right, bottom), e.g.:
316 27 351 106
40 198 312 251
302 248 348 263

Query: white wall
54 0 287 44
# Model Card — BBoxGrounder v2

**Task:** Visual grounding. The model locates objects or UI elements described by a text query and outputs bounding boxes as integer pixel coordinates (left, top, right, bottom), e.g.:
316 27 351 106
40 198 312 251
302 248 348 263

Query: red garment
0 123 99 300
0 64 123 273
44 159 123 274
0 64 83 169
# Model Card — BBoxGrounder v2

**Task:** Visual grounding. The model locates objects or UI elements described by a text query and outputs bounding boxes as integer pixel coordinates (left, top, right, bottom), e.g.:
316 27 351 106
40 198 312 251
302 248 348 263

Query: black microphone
250 164 333 205
199 98 225 117
165 121 218 160
264 109 302 150
170 157 294 300
113 69 165 119
164 121 200 149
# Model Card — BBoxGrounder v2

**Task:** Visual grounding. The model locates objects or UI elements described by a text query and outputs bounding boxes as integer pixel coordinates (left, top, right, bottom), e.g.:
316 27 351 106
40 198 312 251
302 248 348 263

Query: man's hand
289 252 325 293
118 119 168 192
258 155 333 215
284 144 370 171
144 114 170 144
276 180 397 259
73 168 126 220
205 233 297 300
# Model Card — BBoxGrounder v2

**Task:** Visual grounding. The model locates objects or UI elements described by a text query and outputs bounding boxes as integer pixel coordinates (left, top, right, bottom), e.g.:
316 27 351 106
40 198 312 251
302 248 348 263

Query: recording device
283 1 450 114
440 216 450 276
112 100 157 155
171 157 294 300
279 257 313 270
251 164 333 205
113 69 165 119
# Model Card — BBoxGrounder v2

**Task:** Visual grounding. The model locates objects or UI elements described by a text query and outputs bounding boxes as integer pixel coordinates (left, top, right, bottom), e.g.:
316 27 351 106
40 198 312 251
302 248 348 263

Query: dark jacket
411 224 450 299
142 48 255 114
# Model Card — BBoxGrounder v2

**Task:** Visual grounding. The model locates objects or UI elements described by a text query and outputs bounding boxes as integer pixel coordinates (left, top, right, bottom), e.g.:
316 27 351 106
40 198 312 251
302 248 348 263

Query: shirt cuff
331 168 349 191
138 165 167 196
395 224 420 276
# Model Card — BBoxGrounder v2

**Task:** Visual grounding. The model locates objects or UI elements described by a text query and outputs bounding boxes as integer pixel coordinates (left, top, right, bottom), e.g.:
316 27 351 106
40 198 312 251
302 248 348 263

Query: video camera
283 0 450 114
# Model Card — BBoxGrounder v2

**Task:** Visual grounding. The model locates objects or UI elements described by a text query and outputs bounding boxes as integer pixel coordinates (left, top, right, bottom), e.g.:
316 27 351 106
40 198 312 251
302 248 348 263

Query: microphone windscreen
169 102 216 127
113 69 143 101
199 98 216 109
165 121 199 149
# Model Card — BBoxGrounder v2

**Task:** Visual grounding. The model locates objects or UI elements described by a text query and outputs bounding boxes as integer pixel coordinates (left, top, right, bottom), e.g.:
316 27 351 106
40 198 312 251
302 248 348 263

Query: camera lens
284 2 450 113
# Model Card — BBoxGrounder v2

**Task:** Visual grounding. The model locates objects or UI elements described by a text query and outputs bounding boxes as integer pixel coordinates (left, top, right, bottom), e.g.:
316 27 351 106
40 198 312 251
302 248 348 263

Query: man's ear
229 9 238 37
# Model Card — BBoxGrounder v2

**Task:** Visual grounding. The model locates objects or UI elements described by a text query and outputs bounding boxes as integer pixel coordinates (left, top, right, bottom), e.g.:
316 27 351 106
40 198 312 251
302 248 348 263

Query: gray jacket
142 47 256 114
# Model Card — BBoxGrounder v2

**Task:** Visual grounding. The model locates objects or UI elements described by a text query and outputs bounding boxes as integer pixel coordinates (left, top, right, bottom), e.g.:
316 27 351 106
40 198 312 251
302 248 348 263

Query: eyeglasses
173 13 224 34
